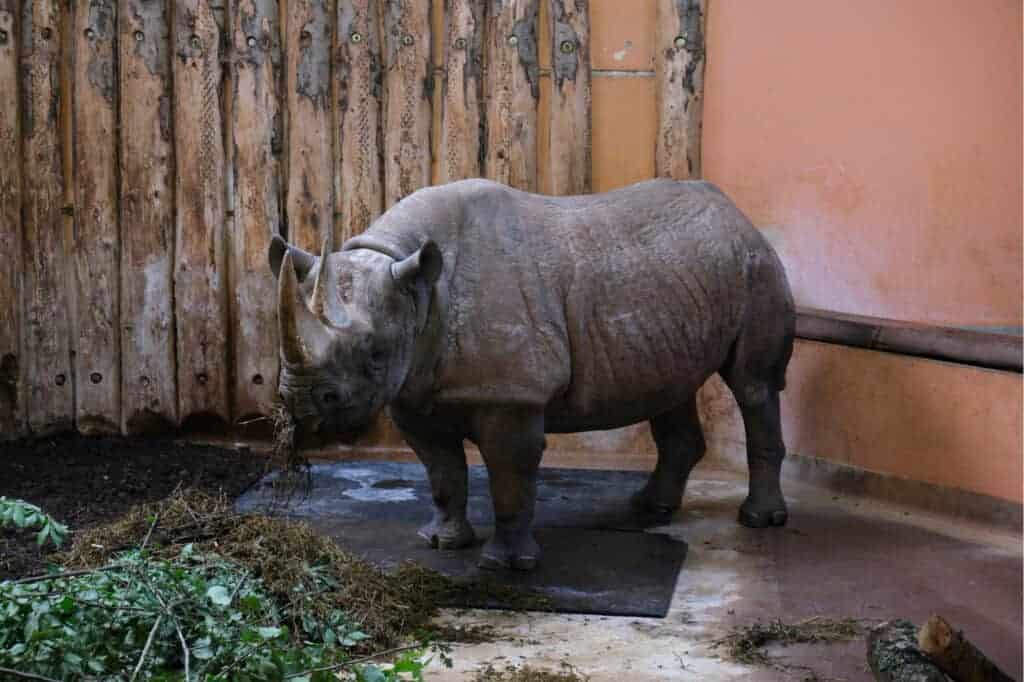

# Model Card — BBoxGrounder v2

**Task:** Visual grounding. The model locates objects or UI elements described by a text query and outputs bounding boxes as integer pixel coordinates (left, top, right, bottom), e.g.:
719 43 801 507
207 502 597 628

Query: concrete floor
418 466 1023 681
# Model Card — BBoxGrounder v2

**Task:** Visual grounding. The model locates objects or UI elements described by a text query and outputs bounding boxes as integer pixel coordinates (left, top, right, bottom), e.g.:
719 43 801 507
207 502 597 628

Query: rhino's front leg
393 411 476 550
472 408 545 571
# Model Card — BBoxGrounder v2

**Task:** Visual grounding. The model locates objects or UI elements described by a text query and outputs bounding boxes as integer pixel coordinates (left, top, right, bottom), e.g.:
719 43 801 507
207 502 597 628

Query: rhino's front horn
278 251 333 366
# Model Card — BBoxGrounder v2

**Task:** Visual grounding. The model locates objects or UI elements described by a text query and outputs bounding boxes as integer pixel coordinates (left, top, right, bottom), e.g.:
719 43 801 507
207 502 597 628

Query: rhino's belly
543 382 708 432
542 316 733 433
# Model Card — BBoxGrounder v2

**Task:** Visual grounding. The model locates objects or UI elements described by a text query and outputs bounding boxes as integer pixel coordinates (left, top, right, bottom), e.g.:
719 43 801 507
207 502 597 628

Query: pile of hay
711 617 865 667
59 488 548 650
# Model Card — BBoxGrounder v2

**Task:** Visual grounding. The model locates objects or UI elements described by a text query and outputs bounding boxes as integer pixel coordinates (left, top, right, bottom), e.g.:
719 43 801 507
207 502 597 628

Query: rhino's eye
365 349 387 375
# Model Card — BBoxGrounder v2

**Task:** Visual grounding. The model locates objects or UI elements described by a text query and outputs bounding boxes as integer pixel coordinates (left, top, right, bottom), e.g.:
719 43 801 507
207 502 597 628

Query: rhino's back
510 180 762 429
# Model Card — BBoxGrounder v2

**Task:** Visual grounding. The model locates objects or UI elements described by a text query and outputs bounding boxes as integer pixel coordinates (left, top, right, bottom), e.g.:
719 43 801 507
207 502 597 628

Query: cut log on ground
866 620 947 682
918 615 1015 682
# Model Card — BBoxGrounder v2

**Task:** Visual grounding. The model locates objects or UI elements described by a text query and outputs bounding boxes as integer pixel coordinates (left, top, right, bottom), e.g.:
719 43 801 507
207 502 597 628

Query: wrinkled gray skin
270 178 795 571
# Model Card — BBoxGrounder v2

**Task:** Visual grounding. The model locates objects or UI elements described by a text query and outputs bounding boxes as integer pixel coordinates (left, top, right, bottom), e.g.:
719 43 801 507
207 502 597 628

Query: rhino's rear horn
310 231 333 321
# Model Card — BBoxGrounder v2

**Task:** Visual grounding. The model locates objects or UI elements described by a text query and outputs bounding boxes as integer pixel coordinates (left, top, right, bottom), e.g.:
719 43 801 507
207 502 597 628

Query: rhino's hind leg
472 408 545 571
396 415 476 550
720 268 794 528
731 387 788 527
632 398 706 518
722 336 793 527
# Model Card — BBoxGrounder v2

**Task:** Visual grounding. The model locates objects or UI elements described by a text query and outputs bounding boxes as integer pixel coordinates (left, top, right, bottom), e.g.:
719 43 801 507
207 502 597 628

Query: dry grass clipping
59 489 549 650
474 662 589 682
264 401 312 504
711 617 865 667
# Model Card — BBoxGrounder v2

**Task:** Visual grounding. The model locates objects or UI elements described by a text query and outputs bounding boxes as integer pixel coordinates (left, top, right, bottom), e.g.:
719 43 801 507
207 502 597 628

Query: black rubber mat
236 461 687 617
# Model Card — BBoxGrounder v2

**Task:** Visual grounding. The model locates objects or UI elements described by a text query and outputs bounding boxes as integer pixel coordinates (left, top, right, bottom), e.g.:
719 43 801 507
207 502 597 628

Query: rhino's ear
269 234 317 281
390 240 443 290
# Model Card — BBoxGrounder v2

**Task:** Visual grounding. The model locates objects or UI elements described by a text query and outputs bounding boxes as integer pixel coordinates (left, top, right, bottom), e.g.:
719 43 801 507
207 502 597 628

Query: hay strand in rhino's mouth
266 401 313 506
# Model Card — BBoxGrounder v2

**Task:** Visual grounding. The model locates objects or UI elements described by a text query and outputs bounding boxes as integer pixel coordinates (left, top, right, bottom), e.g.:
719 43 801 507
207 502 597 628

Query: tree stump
918 615 1015 682
866 621 947 682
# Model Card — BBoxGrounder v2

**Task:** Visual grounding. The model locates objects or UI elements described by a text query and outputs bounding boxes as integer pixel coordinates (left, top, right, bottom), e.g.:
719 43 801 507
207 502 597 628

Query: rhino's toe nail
737 506 788 528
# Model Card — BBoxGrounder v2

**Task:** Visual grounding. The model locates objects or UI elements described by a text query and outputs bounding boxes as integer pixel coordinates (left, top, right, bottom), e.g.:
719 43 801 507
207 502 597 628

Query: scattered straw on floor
711 617 865 667
473 662 590 682
58 488 548 651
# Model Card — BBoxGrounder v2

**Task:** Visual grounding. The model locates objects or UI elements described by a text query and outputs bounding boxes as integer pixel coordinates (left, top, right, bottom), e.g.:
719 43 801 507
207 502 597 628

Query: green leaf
257 626 283 640
239 595 261 614
12 503 25 528
356 666 388 682
206 585 231 606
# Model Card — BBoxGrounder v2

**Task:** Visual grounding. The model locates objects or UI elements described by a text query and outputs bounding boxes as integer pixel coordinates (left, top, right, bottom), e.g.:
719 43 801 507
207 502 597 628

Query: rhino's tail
721 244 795 398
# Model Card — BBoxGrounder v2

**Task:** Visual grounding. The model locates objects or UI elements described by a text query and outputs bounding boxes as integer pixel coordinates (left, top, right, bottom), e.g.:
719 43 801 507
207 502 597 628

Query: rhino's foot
478 533 540 571
738 496 788 528
629 486 681 520
418 516 476 550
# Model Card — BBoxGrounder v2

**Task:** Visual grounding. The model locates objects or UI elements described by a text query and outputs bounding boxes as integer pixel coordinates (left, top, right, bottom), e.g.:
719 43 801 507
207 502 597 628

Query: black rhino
270 178 795 570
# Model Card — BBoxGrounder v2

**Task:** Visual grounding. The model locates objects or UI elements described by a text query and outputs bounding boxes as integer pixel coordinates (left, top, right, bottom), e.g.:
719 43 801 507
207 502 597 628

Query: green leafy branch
0 497 68 548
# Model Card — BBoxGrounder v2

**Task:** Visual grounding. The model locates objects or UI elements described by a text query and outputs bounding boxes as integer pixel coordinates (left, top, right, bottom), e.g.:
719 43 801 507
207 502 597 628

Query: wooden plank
0 0 23 437
119 0 177 433
20 0 73 434
230 0 282 423
284 0 332 251
654 0 705 179
547 0 589 195
172 0 229 426
438 0 484 183
72 0 120 433
334 0 384 241
796 307 1023 373
484 0 539 191
382 0 432 206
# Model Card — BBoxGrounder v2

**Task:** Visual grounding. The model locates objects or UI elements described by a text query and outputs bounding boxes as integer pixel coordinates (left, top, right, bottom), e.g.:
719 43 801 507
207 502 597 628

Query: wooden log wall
0 0 708 439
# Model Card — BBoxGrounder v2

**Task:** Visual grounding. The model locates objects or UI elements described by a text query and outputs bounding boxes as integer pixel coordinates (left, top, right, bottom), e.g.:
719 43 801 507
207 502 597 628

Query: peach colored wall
322 2 1024 507
702 0 1023 328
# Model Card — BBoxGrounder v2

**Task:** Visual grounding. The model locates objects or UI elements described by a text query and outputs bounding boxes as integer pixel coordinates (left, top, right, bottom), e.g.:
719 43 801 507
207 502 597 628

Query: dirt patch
0 433 266 580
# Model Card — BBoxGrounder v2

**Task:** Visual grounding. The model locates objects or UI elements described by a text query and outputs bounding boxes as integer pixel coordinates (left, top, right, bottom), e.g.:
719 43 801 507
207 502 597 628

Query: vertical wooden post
284 0 333 252
119 0 177 433
334 0 384 241
229 0 283 424
438 0 484 183
547 0 589 196
655 0 705 179
484 0 538 191
72 0 120 434
0 0 23 437
172 0 229 427
382 0 432 207
20 0 74 434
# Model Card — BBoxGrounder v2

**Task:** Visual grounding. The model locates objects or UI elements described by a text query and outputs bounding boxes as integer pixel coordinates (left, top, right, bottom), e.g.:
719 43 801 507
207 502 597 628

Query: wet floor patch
237 461 688 617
